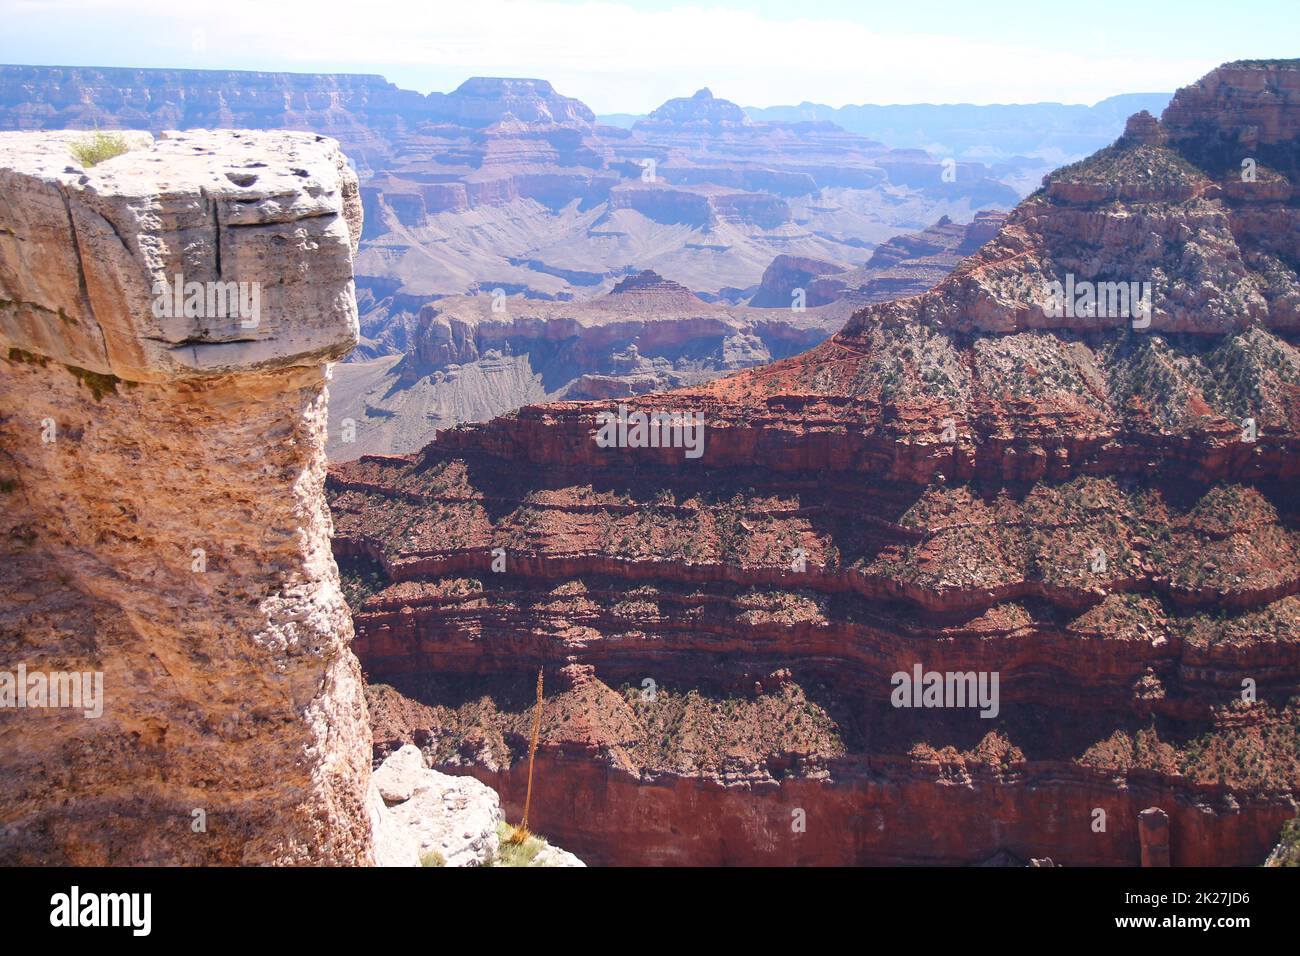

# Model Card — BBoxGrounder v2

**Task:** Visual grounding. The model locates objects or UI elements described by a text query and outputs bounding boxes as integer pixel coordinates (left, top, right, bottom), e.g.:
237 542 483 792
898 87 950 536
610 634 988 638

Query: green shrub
492 821 545 867
70 131 130 168
1267 816 1300 867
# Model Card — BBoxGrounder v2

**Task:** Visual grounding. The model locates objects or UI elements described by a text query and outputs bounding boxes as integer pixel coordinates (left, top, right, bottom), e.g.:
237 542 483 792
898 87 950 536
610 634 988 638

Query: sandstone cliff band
594 403 705 459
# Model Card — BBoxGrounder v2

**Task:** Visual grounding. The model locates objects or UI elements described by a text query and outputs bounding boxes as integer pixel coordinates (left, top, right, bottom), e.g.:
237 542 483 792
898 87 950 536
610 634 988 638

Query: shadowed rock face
327 61 1300 867
1161 60 1300 178
0 129 372 864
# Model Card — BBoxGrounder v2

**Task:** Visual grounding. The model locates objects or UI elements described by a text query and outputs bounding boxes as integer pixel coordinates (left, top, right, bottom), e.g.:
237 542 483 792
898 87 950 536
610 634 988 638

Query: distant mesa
747 255 848 308
431 76 597 128
635 87 754 131
324 260 848 459
608 269 703 302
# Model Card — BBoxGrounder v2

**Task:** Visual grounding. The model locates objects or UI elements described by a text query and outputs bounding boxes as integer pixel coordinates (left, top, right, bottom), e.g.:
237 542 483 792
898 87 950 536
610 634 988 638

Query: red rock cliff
329 61 1300 866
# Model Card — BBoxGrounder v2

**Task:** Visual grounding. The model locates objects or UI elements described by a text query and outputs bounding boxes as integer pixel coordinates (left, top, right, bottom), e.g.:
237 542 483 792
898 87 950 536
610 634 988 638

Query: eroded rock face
870 61 1300 337
634 88 753 132
0 129 372 864
748 213 1008 309
435 77 597 129
328 61 1300 866
327 271 844 460
1161 60 1300 176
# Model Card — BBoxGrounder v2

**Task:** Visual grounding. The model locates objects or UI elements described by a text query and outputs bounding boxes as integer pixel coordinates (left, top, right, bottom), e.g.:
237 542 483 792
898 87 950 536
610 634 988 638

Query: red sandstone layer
329 60 1300 865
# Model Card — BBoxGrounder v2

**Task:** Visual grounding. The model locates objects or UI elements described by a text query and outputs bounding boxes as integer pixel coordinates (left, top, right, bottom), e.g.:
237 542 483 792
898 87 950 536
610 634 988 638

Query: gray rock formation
370 745 584 867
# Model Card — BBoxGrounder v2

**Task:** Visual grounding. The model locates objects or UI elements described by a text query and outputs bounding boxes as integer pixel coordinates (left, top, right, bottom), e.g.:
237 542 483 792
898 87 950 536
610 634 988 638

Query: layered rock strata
0 129 372 864
327 269 849 460
330 61 1300 866
0 66 1023 304
749 211 1008 309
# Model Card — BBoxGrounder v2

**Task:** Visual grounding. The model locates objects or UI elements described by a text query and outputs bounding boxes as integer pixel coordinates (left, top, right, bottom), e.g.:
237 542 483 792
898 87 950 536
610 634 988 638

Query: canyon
0 66 1022 309
341 81 1018 350
327 269 833 460
743 94 1175 174
2 57 1296 869
1 65 1073 454
328 60 1300 866
325 213 1007 460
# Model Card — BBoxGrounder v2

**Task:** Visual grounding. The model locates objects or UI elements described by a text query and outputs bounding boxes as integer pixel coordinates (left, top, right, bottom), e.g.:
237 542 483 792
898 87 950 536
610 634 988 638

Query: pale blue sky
0 0 1294 112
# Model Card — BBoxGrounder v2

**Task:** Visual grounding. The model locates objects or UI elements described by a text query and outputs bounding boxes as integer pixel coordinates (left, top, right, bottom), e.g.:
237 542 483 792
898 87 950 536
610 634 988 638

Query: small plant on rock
70 130 130 168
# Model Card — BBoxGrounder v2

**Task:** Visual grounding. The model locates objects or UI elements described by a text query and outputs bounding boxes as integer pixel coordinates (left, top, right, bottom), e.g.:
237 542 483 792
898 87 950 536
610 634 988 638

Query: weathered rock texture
329 61 1300 866
1138 806 1171 867
0 129 372 864
369 744 584 866
369 744 499 866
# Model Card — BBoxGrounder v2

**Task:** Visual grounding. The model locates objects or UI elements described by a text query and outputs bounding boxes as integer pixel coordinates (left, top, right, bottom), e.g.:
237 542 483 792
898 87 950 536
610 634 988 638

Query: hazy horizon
0 60 1178 113
0 0 1294 113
